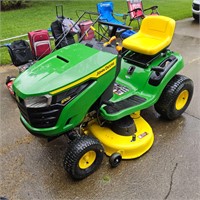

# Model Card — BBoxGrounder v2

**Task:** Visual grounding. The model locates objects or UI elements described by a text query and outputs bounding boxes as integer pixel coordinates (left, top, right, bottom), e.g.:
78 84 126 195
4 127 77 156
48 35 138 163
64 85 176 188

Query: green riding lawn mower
13 16 194 180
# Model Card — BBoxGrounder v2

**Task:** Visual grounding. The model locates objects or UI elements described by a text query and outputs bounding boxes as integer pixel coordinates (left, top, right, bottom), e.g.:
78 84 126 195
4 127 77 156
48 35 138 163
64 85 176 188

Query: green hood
13 43 116 98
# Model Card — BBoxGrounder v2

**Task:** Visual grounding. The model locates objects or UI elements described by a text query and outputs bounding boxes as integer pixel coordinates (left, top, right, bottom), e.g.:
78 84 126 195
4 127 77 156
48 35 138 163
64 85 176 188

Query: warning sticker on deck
113 83 129 95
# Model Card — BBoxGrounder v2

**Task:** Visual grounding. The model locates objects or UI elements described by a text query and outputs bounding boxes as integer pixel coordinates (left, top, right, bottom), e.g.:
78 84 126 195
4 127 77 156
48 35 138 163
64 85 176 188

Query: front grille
17 102 63 128
193 3 200 11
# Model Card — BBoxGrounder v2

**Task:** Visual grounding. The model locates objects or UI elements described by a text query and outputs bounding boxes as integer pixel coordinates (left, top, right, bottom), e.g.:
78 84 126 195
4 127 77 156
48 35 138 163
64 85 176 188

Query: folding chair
127 0 159 28
97 1 135 39
97 1 127 24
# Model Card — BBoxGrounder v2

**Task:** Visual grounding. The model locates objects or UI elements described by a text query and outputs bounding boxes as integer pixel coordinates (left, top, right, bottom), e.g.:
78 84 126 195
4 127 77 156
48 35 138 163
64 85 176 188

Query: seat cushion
123 33 171 55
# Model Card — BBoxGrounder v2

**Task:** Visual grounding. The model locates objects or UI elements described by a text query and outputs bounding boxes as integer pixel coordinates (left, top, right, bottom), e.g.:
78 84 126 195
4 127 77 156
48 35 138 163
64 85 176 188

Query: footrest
104 95 146 114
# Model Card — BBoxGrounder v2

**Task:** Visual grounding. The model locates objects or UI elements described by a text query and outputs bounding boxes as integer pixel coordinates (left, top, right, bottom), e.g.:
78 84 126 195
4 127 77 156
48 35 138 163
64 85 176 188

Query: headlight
24 95 52 108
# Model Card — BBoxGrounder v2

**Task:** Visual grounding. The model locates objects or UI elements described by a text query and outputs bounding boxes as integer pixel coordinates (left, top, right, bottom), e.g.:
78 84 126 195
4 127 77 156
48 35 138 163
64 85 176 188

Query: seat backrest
97 1 115 22
127 0 144 19
140 15 175 42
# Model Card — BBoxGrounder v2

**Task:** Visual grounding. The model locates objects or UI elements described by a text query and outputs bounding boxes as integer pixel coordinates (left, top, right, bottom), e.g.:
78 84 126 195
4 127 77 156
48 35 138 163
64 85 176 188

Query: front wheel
63 135 104 180
154 75 194 120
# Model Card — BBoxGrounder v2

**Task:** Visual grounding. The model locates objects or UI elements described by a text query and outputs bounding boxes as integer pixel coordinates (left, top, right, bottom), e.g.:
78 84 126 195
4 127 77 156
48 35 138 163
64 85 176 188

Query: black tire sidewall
193 13 200 22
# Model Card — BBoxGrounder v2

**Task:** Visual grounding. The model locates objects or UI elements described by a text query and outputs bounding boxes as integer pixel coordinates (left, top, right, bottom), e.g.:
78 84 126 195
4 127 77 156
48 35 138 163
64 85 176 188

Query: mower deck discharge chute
13 16 193 180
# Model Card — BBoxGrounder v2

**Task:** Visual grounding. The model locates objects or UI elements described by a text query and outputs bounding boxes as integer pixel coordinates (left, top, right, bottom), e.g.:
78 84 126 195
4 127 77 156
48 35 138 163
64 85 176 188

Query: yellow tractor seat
122 15 176 56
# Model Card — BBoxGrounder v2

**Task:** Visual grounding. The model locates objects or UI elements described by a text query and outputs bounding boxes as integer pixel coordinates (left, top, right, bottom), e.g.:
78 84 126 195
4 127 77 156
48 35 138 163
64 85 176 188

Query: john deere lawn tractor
13 16 193 180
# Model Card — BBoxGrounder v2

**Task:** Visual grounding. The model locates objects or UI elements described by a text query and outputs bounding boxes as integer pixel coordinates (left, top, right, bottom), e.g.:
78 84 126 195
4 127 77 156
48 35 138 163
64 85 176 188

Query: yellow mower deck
84 112 154 159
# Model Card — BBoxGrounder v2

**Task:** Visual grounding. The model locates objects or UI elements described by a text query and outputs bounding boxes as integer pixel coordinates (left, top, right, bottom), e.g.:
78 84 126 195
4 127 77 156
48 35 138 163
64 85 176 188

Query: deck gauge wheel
109 153 122 168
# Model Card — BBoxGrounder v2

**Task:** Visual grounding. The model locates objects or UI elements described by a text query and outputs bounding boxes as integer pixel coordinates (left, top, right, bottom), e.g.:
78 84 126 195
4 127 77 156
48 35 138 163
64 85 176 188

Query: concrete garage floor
0 18 200 200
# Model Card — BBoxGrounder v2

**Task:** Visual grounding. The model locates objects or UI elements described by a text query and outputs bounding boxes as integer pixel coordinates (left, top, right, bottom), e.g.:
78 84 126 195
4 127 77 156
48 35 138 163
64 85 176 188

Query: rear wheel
63 135 104 180
154 75 193 120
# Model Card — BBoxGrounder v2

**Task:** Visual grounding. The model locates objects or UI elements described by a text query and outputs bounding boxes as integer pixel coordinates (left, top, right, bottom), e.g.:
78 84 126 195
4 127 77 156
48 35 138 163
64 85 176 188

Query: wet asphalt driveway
0 18 200 200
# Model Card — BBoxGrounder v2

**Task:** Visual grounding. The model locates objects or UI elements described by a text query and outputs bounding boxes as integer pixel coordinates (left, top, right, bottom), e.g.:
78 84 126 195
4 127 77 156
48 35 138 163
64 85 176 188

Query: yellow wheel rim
175 90 189 110
79 151 96 169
